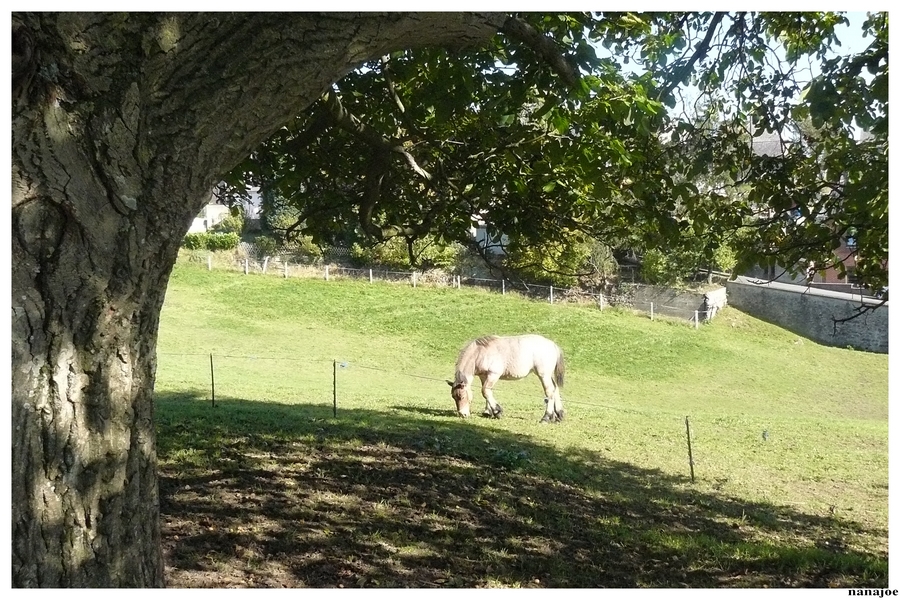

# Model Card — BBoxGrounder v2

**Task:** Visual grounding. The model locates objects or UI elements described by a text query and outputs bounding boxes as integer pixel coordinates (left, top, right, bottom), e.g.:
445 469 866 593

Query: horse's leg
552 388 565 422
538 372 560 423
477 374 492 417
480 372 503 418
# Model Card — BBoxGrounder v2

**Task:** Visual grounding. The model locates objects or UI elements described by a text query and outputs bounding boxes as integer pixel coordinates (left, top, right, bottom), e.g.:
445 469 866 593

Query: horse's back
497 334 560 379
457 334 561 381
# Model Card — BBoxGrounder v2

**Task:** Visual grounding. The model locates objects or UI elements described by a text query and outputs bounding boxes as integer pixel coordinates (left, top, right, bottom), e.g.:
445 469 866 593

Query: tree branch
658 12 726 100
322 90 433 181
500 16 579 87
831 299 887 335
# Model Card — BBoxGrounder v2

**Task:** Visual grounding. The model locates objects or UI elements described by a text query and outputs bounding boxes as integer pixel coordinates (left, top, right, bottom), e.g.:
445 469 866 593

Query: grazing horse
446 334 566 423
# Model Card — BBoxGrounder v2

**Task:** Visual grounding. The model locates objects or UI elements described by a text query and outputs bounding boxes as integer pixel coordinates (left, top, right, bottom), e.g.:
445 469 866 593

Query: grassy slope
156 262 888 587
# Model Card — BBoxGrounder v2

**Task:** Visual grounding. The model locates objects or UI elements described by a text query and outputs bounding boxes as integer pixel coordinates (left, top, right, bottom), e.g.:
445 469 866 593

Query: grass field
155 260 889 588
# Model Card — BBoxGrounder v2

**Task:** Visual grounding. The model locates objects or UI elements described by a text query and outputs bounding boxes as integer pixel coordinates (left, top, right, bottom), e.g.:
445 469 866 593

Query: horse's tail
555 346 565 389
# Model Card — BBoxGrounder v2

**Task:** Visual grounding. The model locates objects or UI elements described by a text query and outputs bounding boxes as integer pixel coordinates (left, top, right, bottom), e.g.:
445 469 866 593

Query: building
187 201 231 233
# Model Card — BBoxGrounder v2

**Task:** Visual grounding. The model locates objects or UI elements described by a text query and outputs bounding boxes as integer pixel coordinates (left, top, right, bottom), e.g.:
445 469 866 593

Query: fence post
369 268 373 283
207 254 212 271
549 285 554 304
283 260 288 278
209 353 216 408
243 258 248 275
332 359 338 418
262 256 269 274
412 272 417 288
650 302 654 320
694 310 700 329
325 265 329 281
502 279 506 295
599 293 604 311
685 416 695 483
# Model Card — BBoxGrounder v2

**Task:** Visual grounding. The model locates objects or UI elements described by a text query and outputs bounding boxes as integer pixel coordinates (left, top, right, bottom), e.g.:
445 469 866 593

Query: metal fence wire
157 350 704 481
181 246 724 326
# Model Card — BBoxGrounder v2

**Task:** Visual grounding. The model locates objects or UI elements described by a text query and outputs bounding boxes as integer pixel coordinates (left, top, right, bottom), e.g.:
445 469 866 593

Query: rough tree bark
11 12 504 587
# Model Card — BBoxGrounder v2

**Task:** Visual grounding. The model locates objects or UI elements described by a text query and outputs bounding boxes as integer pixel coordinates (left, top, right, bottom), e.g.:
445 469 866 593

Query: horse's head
446 380 471 417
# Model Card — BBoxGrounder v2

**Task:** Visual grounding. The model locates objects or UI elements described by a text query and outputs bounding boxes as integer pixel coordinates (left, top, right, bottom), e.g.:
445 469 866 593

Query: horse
446 334 566 423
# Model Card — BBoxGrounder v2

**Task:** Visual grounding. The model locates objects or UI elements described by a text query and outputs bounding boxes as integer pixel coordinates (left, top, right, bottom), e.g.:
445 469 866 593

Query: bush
182 233 208 250
180 232 240 252
502 233 611 288
210 213 244 235
254 235 278 257
207 232 240 251
640 248 679 285
350 236 461 270
640 240 737 286
280 235 324 263
711 244 737 273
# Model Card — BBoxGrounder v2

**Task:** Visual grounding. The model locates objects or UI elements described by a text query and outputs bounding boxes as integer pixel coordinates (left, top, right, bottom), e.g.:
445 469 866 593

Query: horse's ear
446 380 454 387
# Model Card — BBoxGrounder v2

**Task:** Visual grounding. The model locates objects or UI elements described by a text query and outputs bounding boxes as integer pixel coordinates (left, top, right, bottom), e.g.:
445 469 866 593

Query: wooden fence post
549 285 554 304
369 268 373 283
325 265 329 281
262 256 269 274
209 353 216 408
685 416 695 482
207 254 212 271
650 302 654 320
694 310 700 329
243 258 248 275
502 279 506 295
283 260 288 278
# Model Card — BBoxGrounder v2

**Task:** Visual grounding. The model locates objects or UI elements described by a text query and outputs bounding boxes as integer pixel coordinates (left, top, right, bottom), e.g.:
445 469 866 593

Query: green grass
155 260 888 587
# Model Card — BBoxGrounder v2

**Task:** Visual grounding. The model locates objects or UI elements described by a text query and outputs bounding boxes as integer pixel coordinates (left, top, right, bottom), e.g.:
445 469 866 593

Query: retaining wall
725 276 888 353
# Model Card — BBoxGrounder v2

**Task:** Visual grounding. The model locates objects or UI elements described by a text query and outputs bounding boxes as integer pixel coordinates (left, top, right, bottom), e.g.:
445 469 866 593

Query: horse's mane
454 335 498 381
474 335 498 347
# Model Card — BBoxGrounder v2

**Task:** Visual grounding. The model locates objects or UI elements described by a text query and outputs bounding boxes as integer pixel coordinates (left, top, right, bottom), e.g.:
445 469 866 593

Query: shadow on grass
156 391 887 588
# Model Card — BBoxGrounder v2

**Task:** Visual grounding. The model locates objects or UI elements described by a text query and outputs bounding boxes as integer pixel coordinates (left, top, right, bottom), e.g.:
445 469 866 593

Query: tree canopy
222 12 888 290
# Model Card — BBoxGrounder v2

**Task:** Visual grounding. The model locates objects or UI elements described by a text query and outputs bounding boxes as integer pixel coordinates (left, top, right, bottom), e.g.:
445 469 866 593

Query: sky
585 12 880 137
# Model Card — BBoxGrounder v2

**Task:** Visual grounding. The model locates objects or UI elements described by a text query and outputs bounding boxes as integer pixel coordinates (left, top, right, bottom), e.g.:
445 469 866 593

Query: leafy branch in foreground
221 12 887 291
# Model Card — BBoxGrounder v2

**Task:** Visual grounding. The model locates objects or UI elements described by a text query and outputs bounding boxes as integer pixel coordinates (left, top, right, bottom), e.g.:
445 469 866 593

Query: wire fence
180 247 725 326
158 351 695 419
157 350 705 480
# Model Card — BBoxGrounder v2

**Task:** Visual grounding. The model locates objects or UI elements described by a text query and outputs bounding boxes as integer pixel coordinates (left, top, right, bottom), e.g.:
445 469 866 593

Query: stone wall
725 276 888 353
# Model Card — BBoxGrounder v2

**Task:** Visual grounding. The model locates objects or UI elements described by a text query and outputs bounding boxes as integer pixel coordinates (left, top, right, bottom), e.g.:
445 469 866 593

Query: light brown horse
447 334 565 423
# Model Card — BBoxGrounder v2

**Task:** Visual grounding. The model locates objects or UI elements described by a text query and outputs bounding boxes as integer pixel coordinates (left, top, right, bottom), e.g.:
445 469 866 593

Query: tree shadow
155 391 887 588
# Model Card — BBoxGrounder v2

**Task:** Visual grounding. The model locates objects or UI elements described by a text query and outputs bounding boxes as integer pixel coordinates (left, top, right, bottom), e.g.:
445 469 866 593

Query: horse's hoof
539 414 552 424
555 410 565 422
492 404 503 418
481 410 494 418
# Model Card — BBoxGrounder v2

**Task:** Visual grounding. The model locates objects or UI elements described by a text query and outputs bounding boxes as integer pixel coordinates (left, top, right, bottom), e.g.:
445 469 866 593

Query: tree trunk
11 12 504 587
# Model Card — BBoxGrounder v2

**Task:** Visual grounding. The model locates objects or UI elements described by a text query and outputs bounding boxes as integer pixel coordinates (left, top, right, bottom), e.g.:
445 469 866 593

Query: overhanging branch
500 16 580 87
831 299 887 335
658 12 726 100
322 90 432 181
